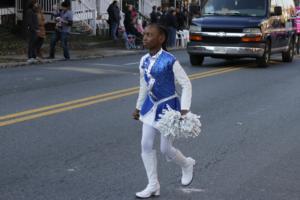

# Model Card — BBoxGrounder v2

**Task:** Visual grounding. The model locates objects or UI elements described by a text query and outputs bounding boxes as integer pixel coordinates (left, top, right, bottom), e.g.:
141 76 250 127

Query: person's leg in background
169 27 177 48
36 36 45 59
49 31 59 59
111 22 118 41
61 32 70 60
27 30 37 62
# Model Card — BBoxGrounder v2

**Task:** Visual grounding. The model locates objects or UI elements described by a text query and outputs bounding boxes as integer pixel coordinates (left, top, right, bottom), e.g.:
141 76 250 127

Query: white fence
72 0 97 34
16 0 61 20
16 0 61 13
0 7 15 24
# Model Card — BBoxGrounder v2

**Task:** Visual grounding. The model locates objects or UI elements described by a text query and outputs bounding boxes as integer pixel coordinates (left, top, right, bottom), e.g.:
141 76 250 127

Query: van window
202 0 267 17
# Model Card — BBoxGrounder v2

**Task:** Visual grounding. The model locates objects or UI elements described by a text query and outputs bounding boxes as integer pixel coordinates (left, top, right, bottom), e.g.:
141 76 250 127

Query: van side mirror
274 6 282 16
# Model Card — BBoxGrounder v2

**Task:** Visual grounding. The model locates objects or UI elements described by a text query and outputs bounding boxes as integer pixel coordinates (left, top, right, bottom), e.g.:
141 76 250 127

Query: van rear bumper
187 43 265 58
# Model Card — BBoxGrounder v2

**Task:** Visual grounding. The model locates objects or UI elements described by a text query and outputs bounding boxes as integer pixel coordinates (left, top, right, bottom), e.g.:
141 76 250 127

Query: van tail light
190 35 203 41
241 35 262 42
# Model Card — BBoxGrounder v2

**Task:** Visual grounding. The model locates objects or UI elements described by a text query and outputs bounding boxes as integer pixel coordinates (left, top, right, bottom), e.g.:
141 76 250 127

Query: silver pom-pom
156 105 202 139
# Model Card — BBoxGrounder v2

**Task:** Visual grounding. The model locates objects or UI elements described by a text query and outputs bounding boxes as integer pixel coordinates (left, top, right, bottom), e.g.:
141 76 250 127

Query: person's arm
133 57 148 120
173 61 192 115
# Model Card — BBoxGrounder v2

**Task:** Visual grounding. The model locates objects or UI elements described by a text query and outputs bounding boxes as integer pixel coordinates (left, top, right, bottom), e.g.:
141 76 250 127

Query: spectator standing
36 5 46 59
189 0 200 25
48 1 73 60
166 8 178 47
124 4 133 34
176 7 186 30
150 6 158 23
124 4 142 38
159 7 169 26
26 0 39 63
156 7 162 22
119 10 130 49
107 1 121 41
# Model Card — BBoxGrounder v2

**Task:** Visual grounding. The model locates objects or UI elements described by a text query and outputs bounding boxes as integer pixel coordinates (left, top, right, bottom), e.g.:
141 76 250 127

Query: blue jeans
110 22 118 40
50 31 70 59
167 27 177 48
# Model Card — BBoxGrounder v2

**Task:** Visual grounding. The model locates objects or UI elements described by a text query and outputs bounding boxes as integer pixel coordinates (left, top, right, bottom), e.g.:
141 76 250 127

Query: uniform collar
148 48 163 60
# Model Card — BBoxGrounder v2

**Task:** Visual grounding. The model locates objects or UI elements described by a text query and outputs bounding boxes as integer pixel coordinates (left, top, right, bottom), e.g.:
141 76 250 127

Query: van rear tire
190 54 204 66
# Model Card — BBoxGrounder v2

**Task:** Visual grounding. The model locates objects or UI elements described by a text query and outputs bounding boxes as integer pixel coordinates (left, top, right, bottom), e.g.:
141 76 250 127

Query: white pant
141 123 177 160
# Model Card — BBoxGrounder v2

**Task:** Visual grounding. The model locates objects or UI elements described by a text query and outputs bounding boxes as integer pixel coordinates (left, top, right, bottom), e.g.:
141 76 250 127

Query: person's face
143 26 165 50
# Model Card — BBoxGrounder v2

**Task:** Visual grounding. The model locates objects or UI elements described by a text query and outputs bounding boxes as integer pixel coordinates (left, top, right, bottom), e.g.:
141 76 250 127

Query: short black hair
61 1 70 8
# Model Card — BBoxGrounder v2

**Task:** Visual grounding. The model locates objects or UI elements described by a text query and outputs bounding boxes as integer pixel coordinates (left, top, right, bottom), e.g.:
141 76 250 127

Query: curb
0 47 185 69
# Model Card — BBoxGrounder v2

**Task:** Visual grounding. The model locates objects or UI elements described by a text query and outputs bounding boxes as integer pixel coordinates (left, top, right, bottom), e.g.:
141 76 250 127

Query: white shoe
181 157 196 186
27 58 38 64
135 183 160 198
136 150 160 199
173 150 196 186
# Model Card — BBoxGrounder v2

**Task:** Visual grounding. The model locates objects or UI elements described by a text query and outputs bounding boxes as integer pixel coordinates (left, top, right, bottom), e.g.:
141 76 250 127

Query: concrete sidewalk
0 46 147 69
0 45 184 68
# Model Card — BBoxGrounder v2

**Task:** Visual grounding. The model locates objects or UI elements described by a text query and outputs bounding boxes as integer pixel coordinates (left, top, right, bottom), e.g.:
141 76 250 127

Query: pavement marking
124 62 140 66
52 66 133 75
0 67 243 127
92 63 121 67
179 187 206 193
189 67 242 80
54 67 106 75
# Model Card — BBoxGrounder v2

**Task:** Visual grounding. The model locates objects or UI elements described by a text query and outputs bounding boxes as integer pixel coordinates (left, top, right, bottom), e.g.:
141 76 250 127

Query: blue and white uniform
136 49 192 128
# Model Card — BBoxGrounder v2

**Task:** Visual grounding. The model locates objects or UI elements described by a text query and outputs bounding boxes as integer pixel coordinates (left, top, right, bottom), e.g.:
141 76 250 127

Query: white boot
136 150 160 199
173 150 196 186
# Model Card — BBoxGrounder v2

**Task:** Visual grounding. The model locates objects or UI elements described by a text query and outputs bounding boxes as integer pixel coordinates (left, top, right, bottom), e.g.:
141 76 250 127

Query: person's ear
159 34 165 45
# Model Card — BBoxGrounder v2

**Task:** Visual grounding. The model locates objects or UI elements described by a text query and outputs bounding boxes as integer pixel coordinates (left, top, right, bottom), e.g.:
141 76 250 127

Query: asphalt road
0 50 300 200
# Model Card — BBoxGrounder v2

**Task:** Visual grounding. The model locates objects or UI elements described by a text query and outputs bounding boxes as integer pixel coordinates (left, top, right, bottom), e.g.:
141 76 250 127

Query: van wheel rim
265 44 270 63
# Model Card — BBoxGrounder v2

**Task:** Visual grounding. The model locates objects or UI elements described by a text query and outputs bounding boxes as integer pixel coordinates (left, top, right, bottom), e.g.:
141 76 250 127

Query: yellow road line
0 86 139 121
189 66 235 77
190 67 242 80
0 90 138 127
0 66 243 127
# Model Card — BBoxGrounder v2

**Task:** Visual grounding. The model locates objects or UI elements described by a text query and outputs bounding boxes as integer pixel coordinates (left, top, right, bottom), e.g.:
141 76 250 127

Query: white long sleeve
173 61 192 110
136 56 148 110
